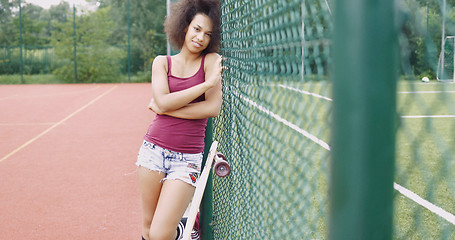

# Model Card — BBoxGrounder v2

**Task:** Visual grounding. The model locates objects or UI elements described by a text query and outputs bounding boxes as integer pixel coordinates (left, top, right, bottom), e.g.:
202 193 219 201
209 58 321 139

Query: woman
136 0 222 239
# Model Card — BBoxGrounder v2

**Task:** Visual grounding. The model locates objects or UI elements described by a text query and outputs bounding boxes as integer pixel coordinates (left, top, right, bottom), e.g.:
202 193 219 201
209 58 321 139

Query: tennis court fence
204 0 455 239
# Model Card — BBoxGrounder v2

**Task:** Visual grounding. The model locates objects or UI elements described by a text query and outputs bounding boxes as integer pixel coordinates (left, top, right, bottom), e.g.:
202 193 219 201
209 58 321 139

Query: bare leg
149 179 196 240
137 166 165 240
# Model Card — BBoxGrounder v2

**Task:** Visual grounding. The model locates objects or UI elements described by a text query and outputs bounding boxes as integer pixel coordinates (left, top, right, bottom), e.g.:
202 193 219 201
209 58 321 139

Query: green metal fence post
19 0 24 84
127 0 131 82
167 0 179 56
73 4 77 83
201 118 214 240
330 0 397 239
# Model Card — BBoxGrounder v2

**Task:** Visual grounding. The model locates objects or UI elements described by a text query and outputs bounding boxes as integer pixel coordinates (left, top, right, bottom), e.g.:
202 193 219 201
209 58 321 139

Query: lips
192 41 203 48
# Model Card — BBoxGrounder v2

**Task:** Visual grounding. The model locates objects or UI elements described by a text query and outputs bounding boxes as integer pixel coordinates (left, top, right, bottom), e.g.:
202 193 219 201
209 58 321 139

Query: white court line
0 94 18 101
235 88 455 225
0 122 56 126
401 115 455 119
278 85 455 119
0 85 117 163
278 84 333 101
399 91 455 94
234 90 330 151
279 84 455 99
123 169 137 176
394 183 455 225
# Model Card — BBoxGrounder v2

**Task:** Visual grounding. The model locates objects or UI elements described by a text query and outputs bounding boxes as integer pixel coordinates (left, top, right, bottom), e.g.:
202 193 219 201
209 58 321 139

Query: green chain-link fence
213 0 332 239
394 0 455 238
0 46 56 75
2 0 454 238
0 1 166 83
210 0 455 239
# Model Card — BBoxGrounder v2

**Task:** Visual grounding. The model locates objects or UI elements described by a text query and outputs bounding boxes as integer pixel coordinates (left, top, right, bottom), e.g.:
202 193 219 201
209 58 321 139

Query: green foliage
11 13 48 45
399 0 455 79
0 74 64 84
1 0 166 81
0 46 58 74
106 0 167 71
52 6 125 83
0 1 70 47
0 0 19 45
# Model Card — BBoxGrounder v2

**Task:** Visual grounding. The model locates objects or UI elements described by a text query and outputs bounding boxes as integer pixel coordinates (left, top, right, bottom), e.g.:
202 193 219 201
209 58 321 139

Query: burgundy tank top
144 55 208 153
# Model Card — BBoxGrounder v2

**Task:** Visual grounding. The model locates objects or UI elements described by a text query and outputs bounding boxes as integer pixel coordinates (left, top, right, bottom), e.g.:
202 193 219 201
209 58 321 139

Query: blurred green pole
426 0 429 35
425 0 430 73
127 0 131 82
441 0 446 78
73 4 77 83
330 0 397 239
201 118 214 240
19 0 24 84
167 0 179 55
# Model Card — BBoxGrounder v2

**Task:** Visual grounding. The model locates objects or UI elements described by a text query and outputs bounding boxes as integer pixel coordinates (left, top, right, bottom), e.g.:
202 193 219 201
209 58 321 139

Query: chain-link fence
0 1 166 83
211 0 455 239
0 46 56 75
2 0 455 239
394 0 455 238
213 0 331 239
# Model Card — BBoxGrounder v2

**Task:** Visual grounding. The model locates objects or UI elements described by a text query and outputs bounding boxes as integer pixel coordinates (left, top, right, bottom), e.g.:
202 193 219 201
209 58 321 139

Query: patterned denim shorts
136 140 203 187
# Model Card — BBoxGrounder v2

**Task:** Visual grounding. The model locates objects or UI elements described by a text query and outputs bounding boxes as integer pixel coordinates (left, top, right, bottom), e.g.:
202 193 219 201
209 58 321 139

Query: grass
213 80 332 239
0 74 67 84
394 81 455 239
213 79 455 239
0 73 150 84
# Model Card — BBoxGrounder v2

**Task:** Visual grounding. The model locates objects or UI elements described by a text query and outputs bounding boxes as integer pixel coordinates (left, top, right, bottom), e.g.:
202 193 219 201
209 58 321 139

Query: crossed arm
148 53 223 119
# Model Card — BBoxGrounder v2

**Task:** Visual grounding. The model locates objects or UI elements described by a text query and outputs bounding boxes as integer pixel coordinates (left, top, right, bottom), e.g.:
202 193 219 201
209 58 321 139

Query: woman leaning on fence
135 0 224 239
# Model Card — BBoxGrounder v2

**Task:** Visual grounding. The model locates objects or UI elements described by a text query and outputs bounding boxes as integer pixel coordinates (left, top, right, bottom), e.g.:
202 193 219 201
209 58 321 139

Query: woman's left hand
205 55 225 89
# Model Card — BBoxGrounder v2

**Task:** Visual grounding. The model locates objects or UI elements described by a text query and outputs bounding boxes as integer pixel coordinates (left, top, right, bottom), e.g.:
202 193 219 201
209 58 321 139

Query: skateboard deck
182 141 230 240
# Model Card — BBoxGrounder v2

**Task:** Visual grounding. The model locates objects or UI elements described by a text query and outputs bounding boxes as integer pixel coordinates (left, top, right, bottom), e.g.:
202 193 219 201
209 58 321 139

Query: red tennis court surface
0 83 154 239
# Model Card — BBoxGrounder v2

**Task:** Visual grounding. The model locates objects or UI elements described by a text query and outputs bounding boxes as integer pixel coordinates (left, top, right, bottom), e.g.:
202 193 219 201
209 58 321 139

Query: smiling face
183 13 213 53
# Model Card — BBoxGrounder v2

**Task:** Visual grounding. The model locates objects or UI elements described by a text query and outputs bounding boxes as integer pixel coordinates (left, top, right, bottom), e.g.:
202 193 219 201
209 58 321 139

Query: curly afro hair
164 0 220 54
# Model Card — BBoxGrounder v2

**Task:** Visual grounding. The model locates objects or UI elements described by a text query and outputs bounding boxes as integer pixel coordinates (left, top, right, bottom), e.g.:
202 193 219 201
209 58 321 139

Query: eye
194 27 200 32
205 33 212 37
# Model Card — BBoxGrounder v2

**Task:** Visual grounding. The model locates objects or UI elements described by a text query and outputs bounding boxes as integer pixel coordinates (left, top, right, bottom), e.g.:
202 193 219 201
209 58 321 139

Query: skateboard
182 141 230 240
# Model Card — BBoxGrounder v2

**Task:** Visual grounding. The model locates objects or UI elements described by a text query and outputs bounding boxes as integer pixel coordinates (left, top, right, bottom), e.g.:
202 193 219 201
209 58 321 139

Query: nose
196 32 204 41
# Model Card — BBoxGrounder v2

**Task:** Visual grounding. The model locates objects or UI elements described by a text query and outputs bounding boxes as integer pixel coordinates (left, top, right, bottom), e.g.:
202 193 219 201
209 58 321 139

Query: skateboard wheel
214 155 230 177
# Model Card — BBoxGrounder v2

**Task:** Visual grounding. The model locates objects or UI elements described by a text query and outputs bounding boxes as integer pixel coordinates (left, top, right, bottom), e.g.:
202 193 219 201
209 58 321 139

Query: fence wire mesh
213 0 455 239
0 1 167 83
213 0 332 239
394 0 455 239
1 0 455 239
0 46 55 75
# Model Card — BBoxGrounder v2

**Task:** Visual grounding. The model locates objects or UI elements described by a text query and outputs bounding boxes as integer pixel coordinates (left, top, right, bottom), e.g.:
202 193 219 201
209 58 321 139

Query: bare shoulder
152 55 168 72
204 53 221 70
205 53 221 62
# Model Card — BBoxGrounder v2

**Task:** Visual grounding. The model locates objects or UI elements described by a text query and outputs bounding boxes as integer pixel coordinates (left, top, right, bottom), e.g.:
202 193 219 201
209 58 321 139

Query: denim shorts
136 140 203 187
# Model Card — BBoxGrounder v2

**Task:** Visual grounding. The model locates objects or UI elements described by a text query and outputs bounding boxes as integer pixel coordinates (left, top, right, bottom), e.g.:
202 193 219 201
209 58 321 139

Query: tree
40 2 71 44
11 7 48 46
105 0 167 72
0 0 20 45
0 1 72 46
52 6 124 82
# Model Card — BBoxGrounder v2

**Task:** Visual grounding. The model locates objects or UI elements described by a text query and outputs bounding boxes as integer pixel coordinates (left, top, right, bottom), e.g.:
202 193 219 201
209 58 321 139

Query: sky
24 0 99 11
